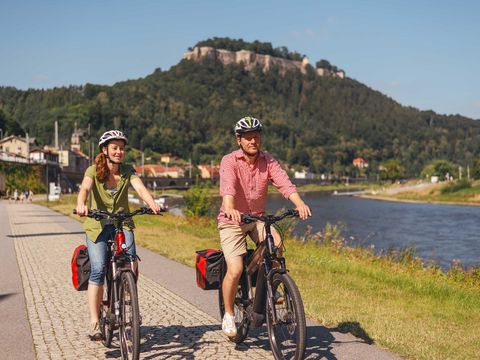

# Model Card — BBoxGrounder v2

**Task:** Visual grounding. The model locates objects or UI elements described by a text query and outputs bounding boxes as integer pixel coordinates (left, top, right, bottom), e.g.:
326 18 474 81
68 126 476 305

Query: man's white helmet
98 130 128 148
234 116 263 135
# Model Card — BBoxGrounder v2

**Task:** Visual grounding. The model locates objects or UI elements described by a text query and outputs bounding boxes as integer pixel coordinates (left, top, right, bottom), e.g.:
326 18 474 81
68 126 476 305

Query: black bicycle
218 209 307 360
74 207 159 360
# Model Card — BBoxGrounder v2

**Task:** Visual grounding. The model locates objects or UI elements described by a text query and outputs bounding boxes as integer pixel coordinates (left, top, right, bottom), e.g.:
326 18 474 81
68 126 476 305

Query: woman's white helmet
98 130 128 148
234 116 263 135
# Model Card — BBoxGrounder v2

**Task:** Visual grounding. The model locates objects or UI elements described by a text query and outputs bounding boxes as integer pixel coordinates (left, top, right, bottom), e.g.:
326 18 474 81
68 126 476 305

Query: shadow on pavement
0 293 17 303
13 221 74 225
19 214 67 217
336 321 374 344
100 323 346 359
7 231 85 238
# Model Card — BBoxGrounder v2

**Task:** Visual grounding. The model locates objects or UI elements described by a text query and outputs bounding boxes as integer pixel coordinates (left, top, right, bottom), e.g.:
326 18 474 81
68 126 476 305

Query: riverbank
39 195 480 360
358 180 480 207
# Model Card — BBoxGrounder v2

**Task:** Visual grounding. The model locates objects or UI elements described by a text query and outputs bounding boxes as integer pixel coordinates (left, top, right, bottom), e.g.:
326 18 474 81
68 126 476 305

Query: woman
76 130 160 340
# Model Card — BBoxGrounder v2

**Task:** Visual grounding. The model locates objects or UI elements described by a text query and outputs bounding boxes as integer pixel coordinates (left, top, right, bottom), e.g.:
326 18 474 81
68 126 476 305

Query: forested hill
0 41 479 177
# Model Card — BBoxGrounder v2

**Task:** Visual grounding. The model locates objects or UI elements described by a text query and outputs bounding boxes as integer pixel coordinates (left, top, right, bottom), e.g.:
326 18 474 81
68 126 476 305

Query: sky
1 0 479 119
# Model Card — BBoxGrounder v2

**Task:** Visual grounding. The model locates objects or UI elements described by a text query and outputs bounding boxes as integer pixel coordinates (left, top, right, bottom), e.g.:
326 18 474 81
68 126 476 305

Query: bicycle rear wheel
266 273 306 360
218 274 250 344
100 279 114 347
118 271 140 360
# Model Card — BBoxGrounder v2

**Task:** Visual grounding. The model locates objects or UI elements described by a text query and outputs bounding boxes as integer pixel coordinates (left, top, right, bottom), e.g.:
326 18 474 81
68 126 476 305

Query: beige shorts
218 221 270 260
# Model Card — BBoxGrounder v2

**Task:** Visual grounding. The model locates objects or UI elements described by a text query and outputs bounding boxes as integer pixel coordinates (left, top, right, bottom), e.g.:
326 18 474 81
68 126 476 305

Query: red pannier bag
71 245 90 291
195 249 224 290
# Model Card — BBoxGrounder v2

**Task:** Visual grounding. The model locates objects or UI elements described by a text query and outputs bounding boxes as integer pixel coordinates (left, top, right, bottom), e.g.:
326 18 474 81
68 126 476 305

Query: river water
266 191 480 269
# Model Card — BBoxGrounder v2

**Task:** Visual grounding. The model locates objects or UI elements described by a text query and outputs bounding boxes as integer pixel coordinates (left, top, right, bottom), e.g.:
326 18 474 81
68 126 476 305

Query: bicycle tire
218 273 250 344
100 279 114 347
118 271 140 360
266 273 307 360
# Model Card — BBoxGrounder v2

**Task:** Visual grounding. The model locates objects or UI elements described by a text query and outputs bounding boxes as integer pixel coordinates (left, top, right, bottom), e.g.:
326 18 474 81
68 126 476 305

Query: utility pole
459 166 462 180
54 121 59 150
87 123 92 165
467 165 470 181
210 160 214 182
26 132 30 163
188 158 192 178
46 163 49 202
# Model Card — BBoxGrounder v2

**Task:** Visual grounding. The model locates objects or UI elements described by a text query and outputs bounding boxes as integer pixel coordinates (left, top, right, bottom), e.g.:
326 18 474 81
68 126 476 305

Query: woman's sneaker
89 322 102 341
222 313 237 337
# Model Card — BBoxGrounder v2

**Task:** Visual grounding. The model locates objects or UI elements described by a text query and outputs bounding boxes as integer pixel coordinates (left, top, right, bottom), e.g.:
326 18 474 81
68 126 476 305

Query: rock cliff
184 46 345 78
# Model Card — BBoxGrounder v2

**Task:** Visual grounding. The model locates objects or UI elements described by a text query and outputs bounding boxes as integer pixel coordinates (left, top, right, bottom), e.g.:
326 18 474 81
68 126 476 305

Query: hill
0 38 479 177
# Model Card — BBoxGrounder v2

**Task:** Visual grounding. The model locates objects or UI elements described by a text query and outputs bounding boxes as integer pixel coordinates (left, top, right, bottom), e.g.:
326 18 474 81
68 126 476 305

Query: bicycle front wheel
266 273 306 360
118 271 140 360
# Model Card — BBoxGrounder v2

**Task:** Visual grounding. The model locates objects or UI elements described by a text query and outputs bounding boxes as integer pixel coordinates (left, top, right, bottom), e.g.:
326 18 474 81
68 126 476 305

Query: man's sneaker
222 313 237 337
89 322 102 341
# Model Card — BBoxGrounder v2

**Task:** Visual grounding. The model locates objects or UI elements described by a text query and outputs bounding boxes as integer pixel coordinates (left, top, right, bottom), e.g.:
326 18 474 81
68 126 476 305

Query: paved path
0 202 401 360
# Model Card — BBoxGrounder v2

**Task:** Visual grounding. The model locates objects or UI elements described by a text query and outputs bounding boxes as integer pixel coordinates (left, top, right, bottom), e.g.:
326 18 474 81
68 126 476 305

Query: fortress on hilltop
184 46 345 79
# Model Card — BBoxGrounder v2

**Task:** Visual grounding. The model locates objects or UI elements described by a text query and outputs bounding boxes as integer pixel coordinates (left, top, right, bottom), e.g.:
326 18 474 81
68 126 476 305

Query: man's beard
240 144 259 158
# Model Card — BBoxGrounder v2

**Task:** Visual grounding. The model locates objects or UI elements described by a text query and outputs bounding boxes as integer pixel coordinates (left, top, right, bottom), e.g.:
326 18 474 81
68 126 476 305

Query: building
197 164 220 179
58 149 89 173
353 157 369 169
133 164 185 178
0 135 36 162
294 170 315 179
29 147 59 165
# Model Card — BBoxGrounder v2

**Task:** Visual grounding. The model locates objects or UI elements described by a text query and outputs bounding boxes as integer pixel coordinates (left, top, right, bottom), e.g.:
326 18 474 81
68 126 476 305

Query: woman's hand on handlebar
76 204 88 217
148 202 161 214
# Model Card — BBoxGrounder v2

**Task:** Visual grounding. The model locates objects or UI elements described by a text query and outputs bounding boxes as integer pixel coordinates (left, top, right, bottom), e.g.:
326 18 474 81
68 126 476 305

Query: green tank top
82 164 139 241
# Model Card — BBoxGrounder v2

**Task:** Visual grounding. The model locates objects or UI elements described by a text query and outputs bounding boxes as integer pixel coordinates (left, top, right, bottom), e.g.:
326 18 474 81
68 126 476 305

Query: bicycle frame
240 210 297 328
106 227 137 323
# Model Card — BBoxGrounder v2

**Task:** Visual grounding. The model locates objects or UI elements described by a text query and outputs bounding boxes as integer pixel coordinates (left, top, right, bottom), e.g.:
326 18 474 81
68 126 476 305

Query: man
218 116 311 337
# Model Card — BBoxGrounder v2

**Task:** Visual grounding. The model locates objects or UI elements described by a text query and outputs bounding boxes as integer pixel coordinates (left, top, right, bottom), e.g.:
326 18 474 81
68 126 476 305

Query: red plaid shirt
218 149 297 224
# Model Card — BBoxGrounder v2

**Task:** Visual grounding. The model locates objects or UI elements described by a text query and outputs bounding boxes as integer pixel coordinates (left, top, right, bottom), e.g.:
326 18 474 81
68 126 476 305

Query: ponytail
95 152 109 183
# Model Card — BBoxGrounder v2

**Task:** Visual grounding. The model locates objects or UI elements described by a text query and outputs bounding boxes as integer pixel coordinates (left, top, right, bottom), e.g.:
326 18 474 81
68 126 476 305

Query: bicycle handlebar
241 209 298 224
73 206 163 221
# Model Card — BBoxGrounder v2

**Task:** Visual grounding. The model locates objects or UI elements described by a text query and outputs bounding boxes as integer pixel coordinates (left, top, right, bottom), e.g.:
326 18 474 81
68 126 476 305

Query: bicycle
74 207 160 360
218 209 307 360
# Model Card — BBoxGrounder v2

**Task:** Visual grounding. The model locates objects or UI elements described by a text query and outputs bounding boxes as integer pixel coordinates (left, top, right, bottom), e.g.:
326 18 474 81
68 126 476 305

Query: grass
40 195 480 360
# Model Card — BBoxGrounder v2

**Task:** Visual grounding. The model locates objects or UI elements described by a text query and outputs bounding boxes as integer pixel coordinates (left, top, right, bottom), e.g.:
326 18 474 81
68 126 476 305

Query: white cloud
472 100 480 109
304 28 316 38
32 74 49 83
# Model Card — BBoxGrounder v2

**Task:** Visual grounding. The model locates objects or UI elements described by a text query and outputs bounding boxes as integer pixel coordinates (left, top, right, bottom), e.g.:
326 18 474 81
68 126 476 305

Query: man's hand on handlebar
295 203 312 220
224 208 242 223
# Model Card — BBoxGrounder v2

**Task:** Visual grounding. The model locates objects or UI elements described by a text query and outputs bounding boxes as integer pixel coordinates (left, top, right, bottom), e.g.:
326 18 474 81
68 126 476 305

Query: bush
440 179 472 194
183 185 213 217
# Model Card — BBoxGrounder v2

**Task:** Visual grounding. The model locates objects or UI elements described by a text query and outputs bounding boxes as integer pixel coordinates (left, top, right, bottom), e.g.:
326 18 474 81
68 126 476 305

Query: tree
473 158 480 180
421 159 456 180
315 59 332 69
380 159 405 182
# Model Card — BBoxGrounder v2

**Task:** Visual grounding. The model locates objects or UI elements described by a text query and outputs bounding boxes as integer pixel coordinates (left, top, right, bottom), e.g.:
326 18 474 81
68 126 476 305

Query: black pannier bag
71 245 90 291
195 249 224 290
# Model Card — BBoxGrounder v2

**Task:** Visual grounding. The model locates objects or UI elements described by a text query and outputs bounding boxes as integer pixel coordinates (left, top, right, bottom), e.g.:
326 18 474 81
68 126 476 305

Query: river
266 191 480 269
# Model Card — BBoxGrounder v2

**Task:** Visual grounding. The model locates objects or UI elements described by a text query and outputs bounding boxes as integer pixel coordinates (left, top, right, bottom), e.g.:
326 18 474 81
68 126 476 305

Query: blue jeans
86 225 136 285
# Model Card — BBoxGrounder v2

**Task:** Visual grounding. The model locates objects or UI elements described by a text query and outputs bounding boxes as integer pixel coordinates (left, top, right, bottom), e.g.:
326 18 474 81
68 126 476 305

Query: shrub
183 185 213 217
440 179 472 194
